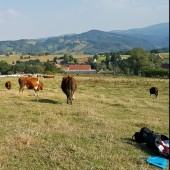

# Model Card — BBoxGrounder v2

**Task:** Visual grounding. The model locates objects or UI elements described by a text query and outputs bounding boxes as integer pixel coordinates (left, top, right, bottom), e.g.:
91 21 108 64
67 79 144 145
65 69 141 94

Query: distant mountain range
0 23 168 54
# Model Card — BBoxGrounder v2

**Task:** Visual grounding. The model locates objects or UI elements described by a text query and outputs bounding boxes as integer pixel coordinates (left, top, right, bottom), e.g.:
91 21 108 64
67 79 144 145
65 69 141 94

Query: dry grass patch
0 75 169 170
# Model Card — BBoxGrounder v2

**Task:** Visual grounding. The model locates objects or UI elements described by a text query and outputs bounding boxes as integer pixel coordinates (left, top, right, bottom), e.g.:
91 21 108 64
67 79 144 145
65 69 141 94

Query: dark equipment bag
132 127 169 158
132 127 154 143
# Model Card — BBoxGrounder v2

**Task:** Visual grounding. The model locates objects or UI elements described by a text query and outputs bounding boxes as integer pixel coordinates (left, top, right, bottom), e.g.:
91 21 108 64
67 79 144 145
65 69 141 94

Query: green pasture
160 53 169 63
0 53 169 65
0 75 169 170
0 54 92 64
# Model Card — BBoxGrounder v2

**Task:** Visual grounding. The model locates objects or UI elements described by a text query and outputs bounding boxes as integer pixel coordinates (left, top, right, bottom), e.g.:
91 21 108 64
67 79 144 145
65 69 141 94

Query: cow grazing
43 75 55 78
5 81 11 90
61 76 77 104
150 87 158 98
18 77 43 96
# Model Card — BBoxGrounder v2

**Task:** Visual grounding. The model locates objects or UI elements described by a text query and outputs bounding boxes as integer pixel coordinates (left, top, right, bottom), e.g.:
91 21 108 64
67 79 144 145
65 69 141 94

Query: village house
64 64 96 74
156 54 163 59
155 54 163 62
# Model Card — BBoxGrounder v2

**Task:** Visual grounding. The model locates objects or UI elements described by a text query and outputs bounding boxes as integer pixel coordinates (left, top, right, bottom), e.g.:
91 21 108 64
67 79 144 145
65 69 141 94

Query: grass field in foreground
0 75 169 170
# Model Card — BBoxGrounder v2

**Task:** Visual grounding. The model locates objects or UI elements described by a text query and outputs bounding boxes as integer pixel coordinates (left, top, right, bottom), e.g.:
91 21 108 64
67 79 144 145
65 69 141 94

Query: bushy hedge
144 68 169 78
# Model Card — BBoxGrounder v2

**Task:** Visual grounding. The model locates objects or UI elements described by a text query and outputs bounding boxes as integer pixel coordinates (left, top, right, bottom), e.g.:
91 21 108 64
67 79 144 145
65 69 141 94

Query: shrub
144 68 169 78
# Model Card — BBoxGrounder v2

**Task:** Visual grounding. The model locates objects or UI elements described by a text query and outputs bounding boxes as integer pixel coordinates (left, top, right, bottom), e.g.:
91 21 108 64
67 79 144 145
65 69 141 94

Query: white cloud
0 0 168 40
5 9 19 17
0 9 20 23
78 0 169 30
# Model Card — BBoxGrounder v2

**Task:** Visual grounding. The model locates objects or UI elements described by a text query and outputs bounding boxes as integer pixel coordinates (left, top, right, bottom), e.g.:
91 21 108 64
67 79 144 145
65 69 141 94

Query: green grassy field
0 54 92 64
160 53 169 63
0 74 169 170
0 53 168 65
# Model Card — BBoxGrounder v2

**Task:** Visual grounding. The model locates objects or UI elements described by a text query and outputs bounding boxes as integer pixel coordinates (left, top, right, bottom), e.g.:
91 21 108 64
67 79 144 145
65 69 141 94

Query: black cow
150 87 158 98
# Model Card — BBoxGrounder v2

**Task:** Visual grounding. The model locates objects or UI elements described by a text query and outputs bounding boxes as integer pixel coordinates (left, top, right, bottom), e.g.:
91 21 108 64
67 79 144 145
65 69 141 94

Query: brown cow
43 75 55 78
61 76 77 104
5 81 11 90
18 77 43 95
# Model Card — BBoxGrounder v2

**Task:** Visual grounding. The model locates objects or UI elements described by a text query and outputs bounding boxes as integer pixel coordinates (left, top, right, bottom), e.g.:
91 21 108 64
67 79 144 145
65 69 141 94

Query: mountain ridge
0 22 168 54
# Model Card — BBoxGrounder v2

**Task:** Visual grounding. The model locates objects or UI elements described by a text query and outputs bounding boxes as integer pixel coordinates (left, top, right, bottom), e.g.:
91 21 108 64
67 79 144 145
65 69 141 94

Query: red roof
69 65 91 70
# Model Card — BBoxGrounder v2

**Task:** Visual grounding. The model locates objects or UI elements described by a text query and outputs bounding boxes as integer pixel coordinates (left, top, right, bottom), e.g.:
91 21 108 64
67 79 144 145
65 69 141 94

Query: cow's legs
72 93 75 100
156 92 158 98
69 91 73 105
34 90 39 96
34 86 39 96
19 86 24 93
66 93 73 104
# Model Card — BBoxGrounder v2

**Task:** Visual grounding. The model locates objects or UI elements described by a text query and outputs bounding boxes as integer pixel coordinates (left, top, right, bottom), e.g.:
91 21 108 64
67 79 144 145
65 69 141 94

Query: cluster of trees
0 53 79 75
54 54 78 64
0 59 62 75
0 48 169 78
89 48 169 78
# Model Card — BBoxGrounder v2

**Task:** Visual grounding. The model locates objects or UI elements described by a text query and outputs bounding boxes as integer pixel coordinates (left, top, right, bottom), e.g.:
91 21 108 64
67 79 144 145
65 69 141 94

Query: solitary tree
127 48 151 75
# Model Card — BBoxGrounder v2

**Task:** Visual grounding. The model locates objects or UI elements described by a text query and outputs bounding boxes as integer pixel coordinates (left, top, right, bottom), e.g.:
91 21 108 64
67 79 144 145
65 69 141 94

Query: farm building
155 54 163 61
69 65 91 70
64 64 96 74
156 54 163 59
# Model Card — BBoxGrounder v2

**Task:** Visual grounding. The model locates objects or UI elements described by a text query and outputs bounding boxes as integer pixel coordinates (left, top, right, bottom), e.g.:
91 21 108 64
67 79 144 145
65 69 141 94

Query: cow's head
38 82 44 90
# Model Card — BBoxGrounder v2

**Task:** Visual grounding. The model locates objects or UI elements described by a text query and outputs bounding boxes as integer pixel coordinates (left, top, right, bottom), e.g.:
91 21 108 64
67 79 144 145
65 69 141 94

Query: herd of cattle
4 76 158 104
5 76 77 104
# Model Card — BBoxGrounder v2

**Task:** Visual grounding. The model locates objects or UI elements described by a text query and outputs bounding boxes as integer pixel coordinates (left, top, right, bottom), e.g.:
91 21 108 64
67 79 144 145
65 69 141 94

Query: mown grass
0 75 169 170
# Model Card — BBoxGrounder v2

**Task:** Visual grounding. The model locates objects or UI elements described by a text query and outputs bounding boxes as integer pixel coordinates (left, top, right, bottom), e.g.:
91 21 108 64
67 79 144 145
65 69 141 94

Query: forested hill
0 23 168 54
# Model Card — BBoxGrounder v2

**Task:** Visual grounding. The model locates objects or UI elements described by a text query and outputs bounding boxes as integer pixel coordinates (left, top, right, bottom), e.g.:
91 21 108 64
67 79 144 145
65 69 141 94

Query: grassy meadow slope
0 75 169 170
0 54 93 64
0 53 168 65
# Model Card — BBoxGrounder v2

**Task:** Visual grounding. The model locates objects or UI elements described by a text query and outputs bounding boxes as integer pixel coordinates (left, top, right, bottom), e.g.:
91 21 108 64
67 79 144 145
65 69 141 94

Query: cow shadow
31 98 62 104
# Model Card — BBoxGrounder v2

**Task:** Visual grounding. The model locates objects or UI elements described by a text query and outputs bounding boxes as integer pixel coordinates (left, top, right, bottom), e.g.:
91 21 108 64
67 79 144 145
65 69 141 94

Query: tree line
89 48 169 78
0 48 169 78
0 59 61 75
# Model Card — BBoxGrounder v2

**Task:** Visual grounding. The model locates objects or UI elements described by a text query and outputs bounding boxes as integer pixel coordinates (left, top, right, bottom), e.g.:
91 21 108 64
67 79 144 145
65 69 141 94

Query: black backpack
132 127 169 158
132 127 154 143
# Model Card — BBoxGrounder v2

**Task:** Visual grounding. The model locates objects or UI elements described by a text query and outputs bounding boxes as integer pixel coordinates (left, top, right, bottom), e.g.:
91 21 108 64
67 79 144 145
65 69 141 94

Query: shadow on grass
31 98 62 104
122 137 160 156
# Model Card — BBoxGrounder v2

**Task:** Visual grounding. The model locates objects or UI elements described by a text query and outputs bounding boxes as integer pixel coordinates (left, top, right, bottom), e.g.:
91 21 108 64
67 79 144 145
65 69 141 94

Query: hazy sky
0 0 169 40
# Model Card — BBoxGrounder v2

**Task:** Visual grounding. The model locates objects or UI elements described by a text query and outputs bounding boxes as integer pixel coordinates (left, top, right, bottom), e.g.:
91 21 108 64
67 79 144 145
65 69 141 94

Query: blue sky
0 0 169 40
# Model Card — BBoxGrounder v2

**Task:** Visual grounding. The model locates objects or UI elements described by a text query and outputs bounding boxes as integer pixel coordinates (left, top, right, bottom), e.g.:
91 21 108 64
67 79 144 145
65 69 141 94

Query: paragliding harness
132 127 169 158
